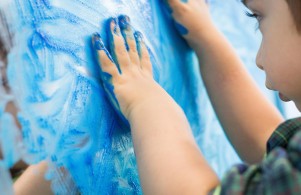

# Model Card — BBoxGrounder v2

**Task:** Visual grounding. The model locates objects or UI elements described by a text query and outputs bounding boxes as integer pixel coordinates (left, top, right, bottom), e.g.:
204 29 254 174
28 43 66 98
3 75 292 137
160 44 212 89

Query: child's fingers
163 0 185 9
118 15 140 66
107 17 131 74
92 33 119 76
92 33 129 127
134 31 152 74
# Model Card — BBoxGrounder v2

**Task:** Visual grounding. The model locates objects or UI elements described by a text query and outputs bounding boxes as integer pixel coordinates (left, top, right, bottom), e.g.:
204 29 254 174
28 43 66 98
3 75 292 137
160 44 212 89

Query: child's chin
279 92 291 102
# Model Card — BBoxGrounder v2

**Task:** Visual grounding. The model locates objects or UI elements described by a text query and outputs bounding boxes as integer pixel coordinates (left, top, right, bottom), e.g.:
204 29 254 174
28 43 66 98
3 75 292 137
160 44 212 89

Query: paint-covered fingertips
118 15 131 30
118 15 140 64
92 33 117 76
108 17 120 35
92 33 105 50
134 31 144 57
118 15 134 51
134 31 152 73
134 31 144 43
163 0 180 8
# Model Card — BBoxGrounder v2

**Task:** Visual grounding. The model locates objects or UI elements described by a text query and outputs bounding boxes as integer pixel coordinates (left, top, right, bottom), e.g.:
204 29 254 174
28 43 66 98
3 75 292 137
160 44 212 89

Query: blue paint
107 17 123 74
101 72 130 128
161 1 189 35
93 33 130 129
93 33 114 63
134 31 144 57
0 0 290 194
162 1 173 16
118 15 132 51
161 0 190 15
118 15 134 51
93 33 105 50
118 15 131 31
111 18 120 35
174 21 189 35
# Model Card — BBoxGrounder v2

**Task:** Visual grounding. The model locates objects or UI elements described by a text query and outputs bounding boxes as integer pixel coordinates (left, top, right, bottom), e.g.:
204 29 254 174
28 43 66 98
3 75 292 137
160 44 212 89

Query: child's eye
245 11 262 30
246 11 257 18
245 11 262 21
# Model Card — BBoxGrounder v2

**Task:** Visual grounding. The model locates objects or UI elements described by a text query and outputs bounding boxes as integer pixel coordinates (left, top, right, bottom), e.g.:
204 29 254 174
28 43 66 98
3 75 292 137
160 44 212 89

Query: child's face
246 0 301 111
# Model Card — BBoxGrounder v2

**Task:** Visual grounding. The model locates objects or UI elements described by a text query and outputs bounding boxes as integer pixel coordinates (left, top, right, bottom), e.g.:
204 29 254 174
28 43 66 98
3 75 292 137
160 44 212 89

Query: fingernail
118 15 131 30
93 33 105 50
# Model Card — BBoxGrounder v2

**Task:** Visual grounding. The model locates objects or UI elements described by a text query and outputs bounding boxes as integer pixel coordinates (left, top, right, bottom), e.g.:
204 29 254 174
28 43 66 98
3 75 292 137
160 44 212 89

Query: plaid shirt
212 117 301 195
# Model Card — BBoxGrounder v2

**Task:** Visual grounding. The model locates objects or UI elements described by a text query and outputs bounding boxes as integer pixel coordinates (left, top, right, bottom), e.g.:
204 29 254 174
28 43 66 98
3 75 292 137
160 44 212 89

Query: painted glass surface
0 0 286 194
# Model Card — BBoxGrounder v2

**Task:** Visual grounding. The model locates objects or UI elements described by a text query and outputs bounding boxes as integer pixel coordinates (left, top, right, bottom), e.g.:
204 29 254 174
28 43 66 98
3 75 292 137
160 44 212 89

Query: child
92 0 301 194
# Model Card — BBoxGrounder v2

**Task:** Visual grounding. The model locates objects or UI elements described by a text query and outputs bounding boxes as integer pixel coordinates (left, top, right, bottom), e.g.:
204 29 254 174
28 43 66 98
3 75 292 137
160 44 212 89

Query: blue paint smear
174 21 189 35
0 0 288 194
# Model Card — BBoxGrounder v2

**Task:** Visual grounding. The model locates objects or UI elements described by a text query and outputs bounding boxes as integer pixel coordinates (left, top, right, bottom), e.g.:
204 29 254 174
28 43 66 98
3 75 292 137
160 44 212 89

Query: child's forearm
128 84 219 194
192 23 283 163
166 0 283 163
92 15 220 194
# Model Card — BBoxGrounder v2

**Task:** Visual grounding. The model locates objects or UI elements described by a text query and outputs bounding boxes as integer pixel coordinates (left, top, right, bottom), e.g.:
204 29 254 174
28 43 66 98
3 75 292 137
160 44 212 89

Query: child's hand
93 16 164 124
163 0 213 48
93 16 220 195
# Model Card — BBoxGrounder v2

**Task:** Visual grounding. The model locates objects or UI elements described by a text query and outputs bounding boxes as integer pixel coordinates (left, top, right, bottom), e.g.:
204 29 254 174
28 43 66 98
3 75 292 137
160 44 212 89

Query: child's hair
286 0 301 32
242 0 301 32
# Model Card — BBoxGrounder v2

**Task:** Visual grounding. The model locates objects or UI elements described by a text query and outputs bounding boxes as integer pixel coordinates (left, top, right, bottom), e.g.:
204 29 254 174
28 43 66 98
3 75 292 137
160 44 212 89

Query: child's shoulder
267 117 301 154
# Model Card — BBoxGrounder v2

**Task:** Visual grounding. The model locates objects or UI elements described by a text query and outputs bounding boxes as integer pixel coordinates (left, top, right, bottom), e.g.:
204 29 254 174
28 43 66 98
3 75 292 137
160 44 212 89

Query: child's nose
256 43 264 70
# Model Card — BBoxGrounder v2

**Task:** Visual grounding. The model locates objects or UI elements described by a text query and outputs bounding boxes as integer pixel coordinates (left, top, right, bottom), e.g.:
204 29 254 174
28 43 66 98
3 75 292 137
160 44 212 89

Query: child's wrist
126 95 163 122
126 87 177 124
185 22 219 51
